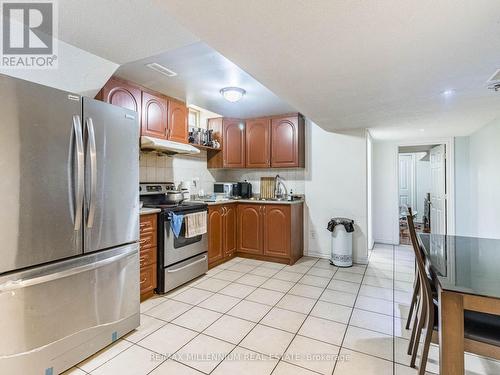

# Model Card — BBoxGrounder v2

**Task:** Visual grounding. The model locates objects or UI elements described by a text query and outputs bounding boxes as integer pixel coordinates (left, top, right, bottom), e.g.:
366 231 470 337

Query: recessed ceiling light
419 128 425 132
441 89 456 96
146 63 177 77
220 87 246 102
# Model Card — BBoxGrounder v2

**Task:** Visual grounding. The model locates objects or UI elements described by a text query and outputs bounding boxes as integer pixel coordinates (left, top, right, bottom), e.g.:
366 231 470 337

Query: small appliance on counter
236 180 253 199
178 181 191 201
213 182 237 198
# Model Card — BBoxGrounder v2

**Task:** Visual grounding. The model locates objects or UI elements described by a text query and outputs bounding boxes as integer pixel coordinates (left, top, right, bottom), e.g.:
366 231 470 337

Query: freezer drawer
0 243 140 375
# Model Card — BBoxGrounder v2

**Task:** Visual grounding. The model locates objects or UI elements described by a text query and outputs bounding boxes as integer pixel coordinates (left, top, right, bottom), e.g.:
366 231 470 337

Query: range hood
140 136 200 155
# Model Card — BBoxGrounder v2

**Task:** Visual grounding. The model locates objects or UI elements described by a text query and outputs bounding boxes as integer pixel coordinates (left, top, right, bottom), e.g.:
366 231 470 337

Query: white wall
372 141 399 244
217 120 369 263
367 133 374 250
1 39 118 97
455 119 500 239
454 137 472 236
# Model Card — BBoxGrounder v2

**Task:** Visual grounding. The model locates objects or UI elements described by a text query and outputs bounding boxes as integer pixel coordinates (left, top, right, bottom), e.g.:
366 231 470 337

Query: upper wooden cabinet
271 114 305 168
98 77 142 118
97 77 188 143
168 100 188 144
246 118 271 168
141 91 168 139
223 119 246 168
208 113 304 169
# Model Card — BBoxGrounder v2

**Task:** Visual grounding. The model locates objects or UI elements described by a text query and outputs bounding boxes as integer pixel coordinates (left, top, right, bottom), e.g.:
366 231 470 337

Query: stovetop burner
143 200 208 214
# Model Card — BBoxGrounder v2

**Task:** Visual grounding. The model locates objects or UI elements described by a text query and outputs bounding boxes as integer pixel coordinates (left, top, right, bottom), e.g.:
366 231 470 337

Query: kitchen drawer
140 247 157 268
140 263 156 294
139 230 156 250
139 214 157 234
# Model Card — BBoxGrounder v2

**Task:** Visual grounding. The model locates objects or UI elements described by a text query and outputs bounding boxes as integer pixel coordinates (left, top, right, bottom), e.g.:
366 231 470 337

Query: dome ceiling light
220 87 246 102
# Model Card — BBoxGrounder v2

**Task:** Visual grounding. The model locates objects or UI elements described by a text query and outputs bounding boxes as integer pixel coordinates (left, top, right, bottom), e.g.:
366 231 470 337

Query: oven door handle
166 255 207 273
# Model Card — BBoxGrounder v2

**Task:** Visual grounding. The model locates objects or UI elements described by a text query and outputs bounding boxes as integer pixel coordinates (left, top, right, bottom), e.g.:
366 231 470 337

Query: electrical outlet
310 230 317 239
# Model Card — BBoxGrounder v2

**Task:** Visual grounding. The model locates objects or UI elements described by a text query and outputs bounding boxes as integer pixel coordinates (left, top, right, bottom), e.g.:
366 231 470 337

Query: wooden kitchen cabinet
246 117 271 168
97 77 142 119
208 206 224 266
139 213 158 301
223 118 246 168
263 205 290 258
237 203 303 264
141 91 168 139
97 76 188 143
167 99 188 143
208 204 237 268
207 113 304 169
271 114 305 168
237 204 263 255
223 204 237 256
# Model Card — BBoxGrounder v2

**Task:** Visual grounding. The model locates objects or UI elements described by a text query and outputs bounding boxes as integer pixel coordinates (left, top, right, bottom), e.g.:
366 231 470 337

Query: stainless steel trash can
327 218 355 267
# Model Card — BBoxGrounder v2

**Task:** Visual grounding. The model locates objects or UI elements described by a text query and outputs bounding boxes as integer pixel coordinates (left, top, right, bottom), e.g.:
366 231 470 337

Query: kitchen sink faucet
274 174 288 199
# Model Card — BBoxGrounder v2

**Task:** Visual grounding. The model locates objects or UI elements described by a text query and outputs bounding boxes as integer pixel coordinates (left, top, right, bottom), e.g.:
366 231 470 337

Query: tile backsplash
219 169 306 195
139 151 224 195
140 151 305 196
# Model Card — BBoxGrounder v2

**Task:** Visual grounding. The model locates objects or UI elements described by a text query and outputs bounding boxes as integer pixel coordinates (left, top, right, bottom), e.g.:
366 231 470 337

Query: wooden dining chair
406 211 434 371
405 208 420 331
406 211 500 374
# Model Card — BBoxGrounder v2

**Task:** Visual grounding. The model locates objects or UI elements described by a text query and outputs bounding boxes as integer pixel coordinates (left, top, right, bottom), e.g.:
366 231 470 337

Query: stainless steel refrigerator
0 74 140 374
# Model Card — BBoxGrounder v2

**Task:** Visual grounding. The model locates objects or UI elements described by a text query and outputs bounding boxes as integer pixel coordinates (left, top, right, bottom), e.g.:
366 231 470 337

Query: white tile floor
65 244 500 375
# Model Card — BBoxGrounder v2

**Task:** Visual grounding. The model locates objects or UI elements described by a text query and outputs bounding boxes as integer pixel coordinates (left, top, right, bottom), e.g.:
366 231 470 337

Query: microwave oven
213 182 237 197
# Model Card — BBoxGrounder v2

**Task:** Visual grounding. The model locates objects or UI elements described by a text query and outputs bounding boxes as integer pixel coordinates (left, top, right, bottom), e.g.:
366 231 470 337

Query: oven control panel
139 183 176 195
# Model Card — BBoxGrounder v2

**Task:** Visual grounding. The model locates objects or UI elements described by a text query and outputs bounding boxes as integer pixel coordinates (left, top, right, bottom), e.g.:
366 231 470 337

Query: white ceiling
115 42 295 118
58 0 199 64
158 0 500 139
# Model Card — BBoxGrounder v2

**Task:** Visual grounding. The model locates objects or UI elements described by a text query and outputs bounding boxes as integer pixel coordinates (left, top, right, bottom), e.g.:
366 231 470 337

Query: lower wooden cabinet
208 203 237 267
209 202 303 268
237 204 263 255
140 213 157 300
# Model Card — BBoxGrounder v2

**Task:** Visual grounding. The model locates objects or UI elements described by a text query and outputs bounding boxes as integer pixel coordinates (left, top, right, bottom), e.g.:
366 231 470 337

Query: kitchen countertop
197 198 304 206
140 207 161 215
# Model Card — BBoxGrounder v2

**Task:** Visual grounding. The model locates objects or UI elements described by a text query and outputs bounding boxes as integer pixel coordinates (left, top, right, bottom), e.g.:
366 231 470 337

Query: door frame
394 138 455 245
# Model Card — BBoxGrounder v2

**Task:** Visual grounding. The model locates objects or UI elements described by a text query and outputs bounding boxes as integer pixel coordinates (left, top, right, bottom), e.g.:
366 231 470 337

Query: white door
430 145 446 234
399 154 415 214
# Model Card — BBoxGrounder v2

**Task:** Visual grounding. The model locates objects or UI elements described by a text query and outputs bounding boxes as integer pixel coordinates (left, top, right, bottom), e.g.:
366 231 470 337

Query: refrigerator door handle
86 117 97 228
0 245 137 292
73 115 84 231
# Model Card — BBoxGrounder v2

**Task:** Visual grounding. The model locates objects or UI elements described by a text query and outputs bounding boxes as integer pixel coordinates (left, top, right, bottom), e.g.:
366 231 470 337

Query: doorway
398 144 447 244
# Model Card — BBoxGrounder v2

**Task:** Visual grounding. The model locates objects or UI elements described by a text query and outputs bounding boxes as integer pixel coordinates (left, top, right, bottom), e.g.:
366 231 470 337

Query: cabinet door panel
271 116 298 167
237 204 262 254
223 205 237 256
263 205 290 258
223 119 245 168
100 78 142 118
168 100 188 143
142 92 168 139
246 118 270 168
208 206 224 264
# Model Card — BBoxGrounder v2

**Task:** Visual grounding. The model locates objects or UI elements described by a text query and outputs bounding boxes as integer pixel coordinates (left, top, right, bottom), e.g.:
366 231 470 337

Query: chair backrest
407 208 434 323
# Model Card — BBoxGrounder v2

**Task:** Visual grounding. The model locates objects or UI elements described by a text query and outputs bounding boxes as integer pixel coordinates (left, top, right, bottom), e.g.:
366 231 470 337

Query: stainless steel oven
140 183 208 294
158 205 208 293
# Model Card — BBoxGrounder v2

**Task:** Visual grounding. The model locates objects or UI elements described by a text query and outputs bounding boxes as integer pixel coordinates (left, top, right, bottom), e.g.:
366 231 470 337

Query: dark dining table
417 233 500 375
